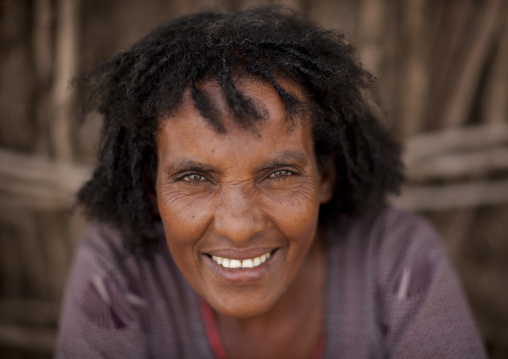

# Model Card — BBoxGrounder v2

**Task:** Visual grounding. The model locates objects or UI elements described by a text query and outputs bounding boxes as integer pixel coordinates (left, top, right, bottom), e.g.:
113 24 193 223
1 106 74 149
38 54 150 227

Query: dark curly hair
77 6 403 258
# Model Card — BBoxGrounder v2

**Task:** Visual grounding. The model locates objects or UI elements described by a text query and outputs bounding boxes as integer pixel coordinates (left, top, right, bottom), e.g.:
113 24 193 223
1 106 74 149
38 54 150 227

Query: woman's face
156 78 333 318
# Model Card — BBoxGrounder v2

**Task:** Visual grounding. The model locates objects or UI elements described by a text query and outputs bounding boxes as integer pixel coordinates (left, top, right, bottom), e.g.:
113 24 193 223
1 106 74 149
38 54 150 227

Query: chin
216 303 273 319
207 290 281 319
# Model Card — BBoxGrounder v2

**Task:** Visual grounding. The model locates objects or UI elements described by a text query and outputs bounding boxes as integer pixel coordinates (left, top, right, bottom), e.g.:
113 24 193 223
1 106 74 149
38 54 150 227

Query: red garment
199 298 324 359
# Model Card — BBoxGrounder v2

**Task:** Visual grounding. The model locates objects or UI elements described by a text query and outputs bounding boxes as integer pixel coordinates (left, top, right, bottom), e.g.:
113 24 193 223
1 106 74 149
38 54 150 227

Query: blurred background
0 0 507 357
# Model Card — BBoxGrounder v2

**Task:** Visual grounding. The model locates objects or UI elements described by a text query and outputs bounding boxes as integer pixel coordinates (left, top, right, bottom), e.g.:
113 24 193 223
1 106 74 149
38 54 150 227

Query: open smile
211 251 272 269
203 249 280 285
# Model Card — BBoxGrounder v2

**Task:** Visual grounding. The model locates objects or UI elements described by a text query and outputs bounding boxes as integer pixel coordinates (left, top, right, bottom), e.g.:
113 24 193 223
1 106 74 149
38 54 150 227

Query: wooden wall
0 0 507 357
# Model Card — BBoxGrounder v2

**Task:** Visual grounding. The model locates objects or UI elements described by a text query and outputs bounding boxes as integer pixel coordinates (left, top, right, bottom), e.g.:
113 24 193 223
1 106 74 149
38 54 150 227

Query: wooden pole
404 123 508 164
393 179 508 210
482 4 508 125
32 0 53 155
442 0 502 128
406 147 508 182
400 0 427 136
51 0 79 161
0 324 55 353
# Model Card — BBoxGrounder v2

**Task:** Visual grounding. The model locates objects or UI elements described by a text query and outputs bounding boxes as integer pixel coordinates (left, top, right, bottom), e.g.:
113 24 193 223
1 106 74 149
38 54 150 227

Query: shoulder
334 208 485 358
75 222 127 264
324 207 487 358
57 222 210 357
329 206 437 244
63 222 156 329
76 222 158 262
330 206 454 299
327 206 441 269
345 206 439 248
71 223 145 293
368 207 443 287
55 223 154 357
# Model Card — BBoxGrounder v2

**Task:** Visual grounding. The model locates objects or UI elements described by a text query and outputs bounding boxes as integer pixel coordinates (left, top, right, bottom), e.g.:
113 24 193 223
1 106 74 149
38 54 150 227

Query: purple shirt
56 207 487 358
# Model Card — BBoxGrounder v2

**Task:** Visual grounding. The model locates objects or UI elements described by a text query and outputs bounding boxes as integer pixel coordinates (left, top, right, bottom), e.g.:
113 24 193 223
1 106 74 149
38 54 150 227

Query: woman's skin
155 78 334 358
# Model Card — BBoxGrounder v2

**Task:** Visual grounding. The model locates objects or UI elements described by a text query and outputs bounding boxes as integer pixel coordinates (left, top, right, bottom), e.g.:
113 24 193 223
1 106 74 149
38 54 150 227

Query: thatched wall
1 0 507 357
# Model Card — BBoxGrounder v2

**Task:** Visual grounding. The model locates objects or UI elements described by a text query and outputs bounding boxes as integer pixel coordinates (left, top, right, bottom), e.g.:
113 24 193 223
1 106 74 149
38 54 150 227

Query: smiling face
155 78 333 318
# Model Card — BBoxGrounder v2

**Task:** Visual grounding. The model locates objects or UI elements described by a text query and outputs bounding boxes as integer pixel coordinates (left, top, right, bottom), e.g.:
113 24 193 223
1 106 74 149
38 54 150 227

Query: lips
202 248 279 285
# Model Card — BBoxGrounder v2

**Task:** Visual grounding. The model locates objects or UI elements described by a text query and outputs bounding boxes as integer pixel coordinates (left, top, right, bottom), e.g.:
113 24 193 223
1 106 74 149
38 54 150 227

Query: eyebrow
163 159 217 175
164 150 309 175
257 151 309 171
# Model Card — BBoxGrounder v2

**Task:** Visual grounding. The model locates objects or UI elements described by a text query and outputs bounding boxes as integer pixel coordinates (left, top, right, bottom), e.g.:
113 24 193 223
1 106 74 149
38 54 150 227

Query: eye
182 174 206 182
269 170 294 179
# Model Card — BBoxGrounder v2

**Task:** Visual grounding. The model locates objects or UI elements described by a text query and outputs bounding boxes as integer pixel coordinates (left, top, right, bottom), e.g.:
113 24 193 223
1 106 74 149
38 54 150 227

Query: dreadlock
77 7 403 259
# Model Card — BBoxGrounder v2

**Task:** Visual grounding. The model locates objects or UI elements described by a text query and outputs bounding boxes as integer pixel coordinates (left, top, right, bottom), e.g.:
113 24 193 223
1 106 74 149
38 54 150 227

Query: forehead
177 74 309 124
156 78 315 164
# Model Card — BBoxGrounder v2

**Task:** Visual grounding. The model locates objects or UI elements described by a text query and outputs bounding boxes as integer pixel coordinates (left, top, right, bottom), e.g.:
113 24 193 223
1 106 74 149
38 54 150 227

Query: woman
56 7 486 358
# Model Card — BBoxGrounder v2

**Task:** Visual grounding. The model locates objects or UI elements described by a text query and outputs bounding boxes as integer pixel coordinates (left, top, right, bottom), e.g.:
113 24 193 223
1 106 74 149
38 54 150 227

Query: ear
317 156 336 204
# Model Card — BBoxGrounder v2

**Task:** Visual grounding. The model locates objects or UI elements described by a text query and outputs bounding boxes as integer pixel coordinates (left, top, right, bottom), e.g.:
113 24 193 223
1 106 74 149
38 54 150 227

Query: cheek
157 186 213 251
265 181 321 239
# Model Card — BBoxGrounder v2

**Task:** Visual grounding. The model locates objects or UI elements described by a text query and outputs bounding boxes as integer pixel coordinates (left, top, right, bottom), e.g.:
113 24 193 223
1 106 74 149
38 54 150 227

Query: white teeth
211 252 272 269
212 256 224 265
230 259 242 268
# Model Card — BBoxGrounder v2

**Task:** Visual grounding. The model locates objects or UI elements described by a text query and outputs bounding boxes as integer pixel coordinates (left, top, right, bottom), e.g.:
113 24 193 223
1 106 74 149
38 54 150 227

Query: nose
212 185 267 244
